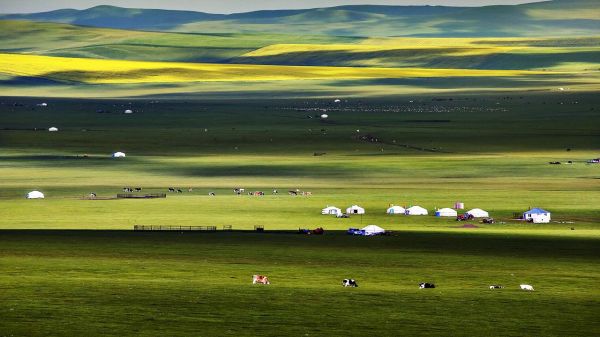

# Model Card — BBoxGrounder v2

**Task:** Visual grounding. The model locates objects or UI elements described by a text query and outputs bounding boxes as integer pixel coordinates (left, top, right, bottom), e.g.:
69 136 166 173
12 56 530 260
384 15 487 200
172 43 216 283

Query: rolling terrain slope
2 1 599 37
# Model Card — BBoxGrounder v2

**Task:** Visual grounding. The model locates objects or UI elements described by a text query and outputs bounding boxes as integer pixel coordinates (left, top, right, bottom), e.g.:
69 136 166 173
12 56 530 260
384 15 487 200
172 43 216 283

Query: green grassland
0 7 599 335
1 93 598 231
1 88 599 337
1 230 598 337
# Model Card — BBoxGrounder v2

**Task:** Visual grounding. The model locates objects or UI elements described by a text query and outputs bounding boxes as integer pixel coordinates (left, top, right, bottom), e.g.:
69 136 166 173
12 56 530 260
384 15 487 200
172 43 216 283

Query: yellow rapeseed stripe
242 42 519 58
0 53 544 84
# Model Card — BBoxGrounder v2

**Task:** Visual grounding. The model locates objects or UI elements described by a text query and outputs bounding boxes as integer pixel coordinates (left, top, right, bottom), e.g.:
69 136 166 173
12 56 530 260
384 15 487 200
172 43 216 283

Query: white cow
520 284 534 291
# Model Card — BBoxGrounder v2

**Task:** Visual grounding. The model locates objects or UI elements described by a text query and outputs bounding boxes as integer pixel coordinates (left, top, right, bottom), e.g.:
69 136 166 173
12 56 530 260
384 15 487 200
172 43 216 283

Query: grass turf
0 230 598 337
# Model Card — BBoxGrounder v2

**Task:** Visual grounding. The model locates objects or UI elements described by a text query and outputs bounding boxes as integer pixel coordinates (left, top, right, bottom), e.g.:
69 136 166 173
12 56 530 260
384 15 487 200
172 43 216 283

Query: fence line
134 225 218 231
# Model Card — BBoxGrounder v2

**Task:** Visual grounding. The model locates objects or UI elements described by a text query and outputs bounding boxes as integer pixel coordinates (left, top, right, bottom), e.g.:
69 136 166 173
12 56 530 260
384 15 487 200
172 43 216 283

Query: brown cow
252 275 270 285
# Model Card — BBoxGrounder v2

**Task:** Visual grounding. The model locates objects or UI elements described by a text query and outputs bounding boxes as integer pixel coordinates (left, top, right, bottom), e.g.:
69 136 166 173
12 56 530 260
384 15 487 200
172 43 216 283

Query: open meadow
1 93 599 336
0 2 599 335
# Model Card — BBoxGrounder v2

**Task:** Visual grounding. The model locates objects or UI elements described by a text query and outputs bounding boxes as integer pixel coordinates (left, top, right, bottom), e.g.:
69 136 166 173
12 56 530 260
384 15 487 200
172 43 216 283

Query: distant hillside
1 20 598 72
0 20 357 63
2 1 599 37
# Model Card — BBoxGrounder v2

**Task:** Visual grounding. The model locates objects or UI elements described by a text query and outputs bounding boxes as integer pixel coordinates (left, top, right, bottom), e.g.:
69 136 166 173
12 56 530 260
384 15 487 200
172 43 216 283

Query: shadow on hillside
327 74 594 89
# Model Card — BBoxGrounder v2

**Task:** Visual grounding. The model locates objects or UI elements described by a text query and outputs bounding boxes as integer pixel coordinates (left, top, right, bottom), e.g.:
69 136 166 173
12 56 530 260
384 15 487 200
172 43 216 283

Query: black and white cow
342 279 358 287
419 282 435 289
489 285 504 289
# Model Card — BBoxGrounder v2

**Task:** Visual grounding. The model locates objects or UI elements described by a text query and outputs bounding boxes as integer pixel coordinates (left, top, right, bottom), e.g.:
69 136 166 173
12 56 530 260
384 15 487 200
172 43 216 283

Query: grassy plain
1 230 599 337
0 15 599 336
0 92 598 337
0 94 598 231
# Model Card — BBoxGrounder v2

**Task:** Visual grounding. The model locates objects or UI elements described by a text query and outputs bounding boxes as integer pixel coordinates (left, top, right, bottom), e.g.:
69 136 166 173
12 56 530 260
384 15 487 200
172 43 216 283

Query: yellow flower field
0 53 544 84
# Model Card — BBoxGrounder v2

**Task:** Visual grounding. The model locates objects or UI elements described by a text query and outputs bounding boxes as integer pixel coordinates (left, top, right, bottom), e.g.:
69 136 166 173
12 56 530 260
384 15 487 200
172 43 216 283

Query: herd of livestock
252 274 535 291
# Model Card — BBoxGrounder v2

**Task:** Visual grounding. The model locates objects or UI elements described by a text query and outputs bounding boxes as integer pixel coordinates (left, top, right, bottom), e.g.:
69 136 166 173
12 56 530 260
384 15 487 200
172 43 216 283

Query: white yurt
112 152 126 158
334 99 341 103
346 205 365 215
322 206 342 216
386 205 406 215
406 205 428 216
124 109 133 114
466 208 490 218
435 208 458 217
523 208 551 223
320 114 329 119
48 127 59 132
26 191 45 199
362 225 385 236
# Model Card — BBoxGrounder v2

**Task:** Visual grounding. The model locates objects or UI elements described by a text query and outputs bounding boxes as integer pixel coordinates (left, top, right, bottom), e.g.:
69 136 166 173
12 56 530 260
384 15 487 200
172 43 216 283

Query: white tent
124 109 133 114
334 99 341 103
112 152 126 158
26 191 44 199
466 208 489 218
346 205 365 215
523 208 551 223
322 206 342 216
362 225 385 236
406 206 428 216
320 114 329 119
48 127 58 132
435 208 457 217
386 205 406 215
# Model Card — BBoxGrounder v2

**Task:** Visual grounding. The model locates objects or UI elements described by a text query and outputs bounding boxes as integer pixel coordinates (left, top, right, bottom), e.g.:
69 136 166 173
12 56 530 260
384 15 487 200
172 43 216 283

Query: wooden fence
134 225 217 231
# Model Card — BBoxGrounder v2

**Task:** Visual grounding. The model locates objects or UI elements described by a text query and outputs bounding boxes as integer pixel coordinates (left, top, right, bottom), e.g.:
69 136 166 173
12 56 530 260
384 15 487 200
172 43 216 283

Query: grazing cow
273 189 278 194
305 192 312 196
419 282 435 289
252 275 270 285
168 187 175 192
520 284 534 291
177 189 183 193
188 188 193 192
89 192 97 198
489 285 504 289
209 192 216 196
342 279 358 287
288 190 298 196
135 188 142 192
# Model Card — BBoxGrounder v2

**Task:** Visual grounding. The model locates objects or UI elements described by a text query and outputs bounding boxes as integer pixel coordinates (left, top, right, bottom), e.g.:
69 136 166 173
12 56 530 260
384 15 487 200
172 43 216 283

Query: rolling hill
2 20 598 72
2 1 599 37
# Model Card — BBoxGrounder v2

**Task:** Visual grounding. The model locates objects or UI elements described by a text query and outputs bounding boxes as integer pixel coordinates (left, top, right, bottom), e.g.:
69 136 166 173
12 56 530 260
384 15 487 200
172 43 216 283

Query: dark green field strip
0 231 598 336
